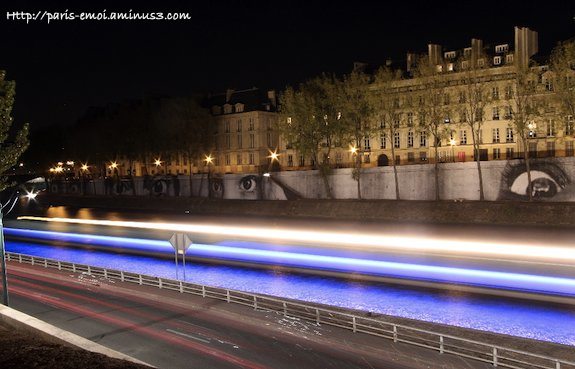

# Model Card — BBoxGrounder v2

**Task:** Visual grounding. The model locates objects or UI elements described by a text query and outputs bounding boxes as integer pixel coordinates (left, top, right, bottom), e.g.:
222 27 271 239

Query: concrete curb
0 304 154 367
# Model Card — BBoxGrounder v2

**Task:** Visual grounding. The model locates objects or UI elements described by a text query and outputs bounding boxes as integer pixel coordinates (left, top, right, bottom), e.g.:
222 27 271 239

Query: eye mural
211 177 224 198
239 175 258 192
498 159 571 201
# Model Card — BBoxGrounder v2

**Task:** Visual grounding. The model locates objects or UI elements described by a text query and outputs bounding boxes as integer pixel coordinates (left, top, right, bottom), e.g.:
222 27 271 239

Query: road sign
169 233 193 280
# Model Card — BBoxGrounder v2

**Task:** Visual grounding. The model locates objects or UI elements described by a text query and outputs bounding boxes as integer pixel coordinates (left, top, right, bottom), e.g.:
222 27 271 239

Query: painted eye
509 170 563 198
239 176 257 192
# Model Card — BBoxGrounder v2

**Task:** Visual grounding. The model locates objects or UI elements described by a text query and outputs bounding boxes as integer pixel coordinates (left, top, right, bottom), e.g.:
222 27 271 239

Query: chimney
225 89 234 103
428 44 442 66
385 58 393 67
471 38 484 68
515 26 538 69
267 90 277 107
406 53 417 72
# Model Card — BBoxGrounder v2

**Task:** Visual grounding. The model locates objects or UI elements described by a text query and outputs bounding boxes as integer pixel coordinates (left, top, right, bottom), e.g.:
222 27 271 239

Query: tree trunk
473 131 485 201
355 152 362 200
188 153 194 197
129 159 136 196
390 140 400 200
433 144 440 201
523 139 533 201
315 152 333 199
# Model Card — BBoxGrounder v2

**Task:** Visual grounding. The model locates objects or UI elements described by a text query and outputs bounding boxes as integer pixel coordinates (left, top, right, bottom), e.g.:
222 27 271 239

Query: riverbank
36 193 575 227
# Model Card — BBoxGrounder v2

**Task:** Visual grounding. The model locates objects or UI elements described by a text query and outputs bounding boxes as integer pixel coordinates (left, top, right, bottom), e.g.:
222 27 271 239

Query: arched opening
377 154 389 167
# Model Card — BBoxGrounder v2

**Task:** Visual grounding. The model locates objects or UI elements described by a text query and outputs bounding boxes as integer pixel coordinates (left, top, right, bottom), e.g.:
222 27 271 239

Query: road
3 263 489 369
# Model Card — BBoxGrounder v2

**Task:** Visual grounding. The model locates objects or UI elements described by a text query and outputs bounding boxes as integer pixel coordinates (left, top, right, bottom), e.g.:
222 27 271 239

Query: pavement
1 261 500 369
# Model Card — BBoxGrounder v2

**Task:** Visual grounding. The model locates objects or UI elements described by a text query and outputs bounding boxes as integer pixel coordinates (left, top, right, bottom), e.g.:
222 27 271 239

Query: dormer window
493 56 502 65
463 48 472 57
477 58 485 67
495 44 509 53
223 104 233 114
235 103 244 113
447 63 454 72
506 54 514 64
444 51 456 59
436 65 443 73
461 60 469 70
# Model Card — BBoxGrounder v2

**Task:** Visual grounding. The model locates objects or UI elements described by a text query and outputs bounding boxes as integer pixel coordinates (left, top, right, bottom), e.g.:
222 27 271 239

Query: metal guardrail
6 251 575 369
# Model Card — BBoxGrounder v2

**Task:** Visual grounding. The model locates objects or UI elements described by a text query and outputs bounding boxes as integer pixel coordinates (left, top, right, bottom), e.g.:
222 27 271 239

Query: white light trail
16 216 575 263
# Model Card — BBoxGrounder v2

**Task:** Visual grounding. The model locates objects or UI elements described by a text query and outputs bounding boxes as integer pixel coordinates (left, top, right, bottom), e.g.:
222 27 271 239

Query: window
566 141 574 156
394 98 400 108
267 132 272 147
225 135 231 149
504 106 513 119
492 128 500 143
506 147 514 159
547 142 556 157
224 120 230 133
299 155 305 167
183 157 187 165
506 128 514 143
420 152 428 161
407 112 414 126
506 54 514 64
478 129 483 144
394 132 400 148
477 58 485 67
223 104 232 114
447 63 454 72
225 154 230 166
249 134 255 148
459 91 466 103
492 107 500 120
493 56 502 65
460 110 467 123
249 118 254 131
436 65 443 73
492 87 499 100
235 104 244 113
407 152 415 162
444 93 450 105
364 137 371 150
420 134 427 147
249 153 254 165
529 142 538 158
459 130 467 145
463 47 471 57
237 134 242 148
493 148 501 159
495 44 509 53
335 152 342 165
444 51 456 59
461 60 469 70
237 119 242 132
380 134 387 149
528 123 537 138
236 154 242 165
393 114 400 128
287 155 293 167
363 153 371 164
547 120 556 137
407 131 414 147
545 78 554 91
505 85 513 99
566 116 574 136
379 120 386 129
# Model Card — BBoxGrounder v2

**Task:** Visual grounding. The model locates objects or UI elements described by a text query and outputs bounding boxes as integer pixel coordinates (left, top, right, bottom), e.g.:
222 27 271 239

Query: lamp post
1 191 21 306
205 154 213 199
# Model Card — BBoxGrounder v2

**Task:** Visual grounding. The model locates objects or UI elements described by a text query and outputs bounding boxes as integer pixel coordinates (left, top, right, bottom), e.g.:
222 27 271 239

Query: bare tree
339 70 376 199
550 40 575 121
509 64 541 201
279 75 344 199
372 67 404 200
457 60 490 200
411 59 452 200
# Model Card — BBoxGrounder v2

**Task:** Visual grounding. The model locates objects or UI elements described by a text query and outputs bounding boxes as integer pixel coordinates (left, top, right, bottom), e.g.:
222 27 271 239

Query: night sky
0 0 573 130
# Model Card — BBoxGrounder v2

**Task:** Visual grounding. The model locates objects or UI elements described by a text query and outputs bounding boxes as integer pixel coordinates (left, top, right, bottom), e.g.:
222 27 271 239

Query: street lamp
1 190 21 306
205 155 213 198
450 138 456 162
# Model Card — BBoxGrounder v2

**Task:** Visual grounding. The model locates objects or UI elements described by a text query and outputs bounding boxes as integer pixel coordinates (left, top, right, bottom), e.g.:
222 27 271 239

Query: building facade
279 27 574 171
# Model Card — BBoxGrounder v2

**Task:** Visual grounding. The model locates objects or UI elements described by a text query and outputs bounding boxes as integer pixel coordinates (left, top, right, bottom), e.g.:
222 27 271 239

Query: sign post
168 233 193 280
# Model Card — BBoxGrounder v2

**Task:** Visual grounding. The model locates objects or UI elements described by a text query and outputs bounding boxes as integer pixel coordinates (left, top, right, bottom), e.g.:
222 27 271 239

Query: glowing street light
349 145 358 155
66 160 74 166
154 158 162 167
205 155 213 165
81 164 89 172
450 138 456 162
109 162 118 170
268 150 279 162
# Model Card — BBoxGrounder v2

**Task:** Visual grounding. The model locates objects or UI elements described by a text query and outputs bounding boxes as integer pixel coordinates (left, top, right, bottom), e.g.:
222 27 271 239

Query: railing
6 251 575 369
